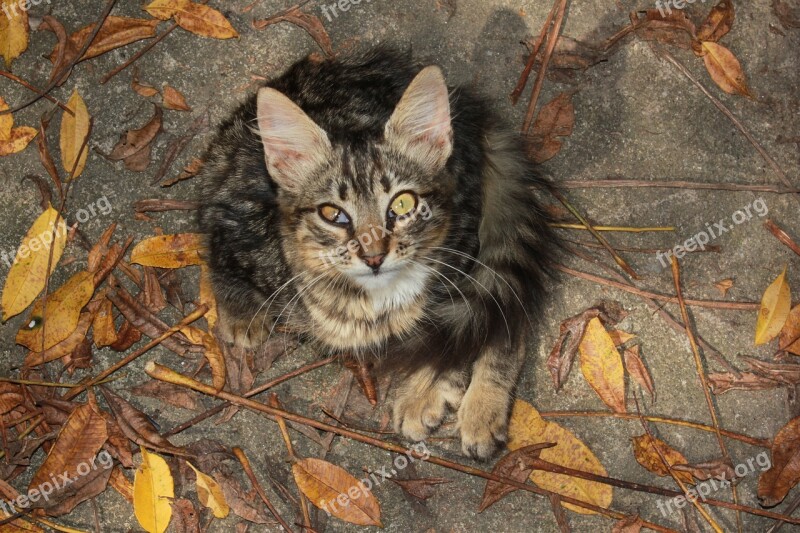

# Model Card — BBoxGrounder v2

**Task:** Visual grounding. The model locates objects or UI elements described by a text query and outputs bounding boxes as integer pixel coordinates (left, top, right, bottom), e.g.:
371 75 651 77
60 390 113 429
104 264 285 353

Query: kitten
197 48 556 459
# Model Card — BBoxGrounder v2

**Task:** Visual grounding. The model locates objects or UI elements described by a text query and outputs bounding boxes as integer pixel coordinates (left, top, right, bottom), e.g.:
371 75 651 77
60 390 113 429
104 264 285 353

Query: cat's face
255 66 454 306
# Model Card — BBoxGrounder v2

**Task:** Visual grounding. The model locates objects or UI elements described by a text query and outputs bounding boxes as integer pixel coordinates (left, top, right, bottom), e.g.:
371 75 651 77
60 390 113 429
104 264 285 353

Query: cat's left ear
256 87 332 192
385 66 453 172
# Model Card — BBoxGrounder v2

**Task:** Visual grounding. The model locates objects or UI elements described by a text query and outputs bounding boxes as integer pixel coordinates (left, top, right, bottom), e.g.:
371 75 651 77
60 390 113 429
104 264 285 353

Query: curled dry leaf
526 92 574 164
130 233 205 268
202 332 226 392
623 345 655 402
172 2 239 39
254 7 334 57
579 317 626 413
631 434 693 484
700 41 753 98
390 476 450 501
144 0 190 20
478 443 555 511
131 379 200 411
0 0 29 67
172 498 201 533
612 514 645 533
708 370 782 394
110 467 134 503
163 85 191 111
47 16 159 65
1 205 67 321
60 89 90 178
755 266 791 345
132 67 160 97
759 416 800 507
92 297 118 348
134 447 174 533
779 304 800 356
714 278 734 297
16 270 94 351
24 299 100 367
105 105 162 172
199 263 218 331
507 400 612 514
186 462 229 518
0 95 38 156
696 0 735 44
293 457 382 526
672 458 736 482
0 95 12 140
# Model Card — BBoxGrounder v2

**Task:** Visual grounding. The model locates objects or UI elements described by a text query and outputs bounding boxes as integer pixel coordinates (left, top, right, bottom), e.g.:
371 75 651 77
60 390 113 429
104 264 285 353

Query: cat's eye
388 192 417 219
319 204 350 226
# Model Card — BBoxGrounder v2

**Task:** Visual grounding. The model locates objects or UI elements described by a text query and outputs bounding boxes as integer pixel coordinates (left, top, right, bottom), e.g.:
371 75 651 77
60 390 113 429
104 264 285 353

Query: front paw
217 307 268 349
393 371 464 442
457 387 510 460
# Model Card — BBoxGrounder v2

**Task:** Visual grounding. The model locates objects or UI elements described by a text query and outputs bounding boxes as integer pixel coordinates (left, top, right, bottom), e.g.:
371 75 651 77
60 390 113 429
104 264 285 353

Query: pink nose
362 253 386 270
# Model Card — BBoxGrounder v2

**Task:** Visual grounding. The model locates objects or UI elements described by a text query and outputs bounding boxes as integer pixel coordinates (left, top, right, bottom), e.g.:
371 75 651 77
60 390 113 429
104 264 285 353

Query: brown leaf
131 379 201 411
172 498 201 533
142 266 168 314
579 317 626 413
102 412 134 468
478 443 555 511
163 85 192 111
759 416 800 506
173 2 239 39
105 105 162 168
132 67 160 97
549 36 607 70
254 7 334 57
526 92 574 163
92 297 118 348
743 356 800 385
635 10 696 49
773 0 800 29
612 514 644 533
708 371 783 394
110 318 142 351
47 16 159 65
700 41 753 97
109 466 134 503
672 457 736 482
293 457 382 526
780 304 800 355
713 278 734 297
623 345 655 401
343 357 378 405
696 1 735 43
631 434 693 484
389 476 450 500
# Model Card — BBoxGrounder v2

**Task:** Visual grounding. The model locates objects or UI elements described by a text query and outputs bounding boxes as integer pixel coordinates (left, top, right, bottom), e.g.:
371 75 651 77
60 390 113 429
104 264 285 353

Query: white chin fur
348 263 428 312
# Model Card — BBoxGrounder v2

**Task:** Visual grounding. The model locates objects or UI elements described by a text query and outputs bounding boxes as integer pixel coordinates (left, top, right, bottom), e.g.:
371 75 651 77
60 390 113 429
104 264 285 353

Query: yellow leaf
631 434 693 484
24 304 98 367
130 234 204 268
0 95 12 140
780 304 800 356
1 206 67 321
174 2 239 39
755 267 791 345
293 458 382 526
143 0 191 20
0 125 37 156
92 297 118 348
186 462 229 518
701 41 752 97
134 448 174 533
202 333 225 391
579 317 626 413
507 400 612 514
60 89 90 179
16 270 94 351
0 0 29 68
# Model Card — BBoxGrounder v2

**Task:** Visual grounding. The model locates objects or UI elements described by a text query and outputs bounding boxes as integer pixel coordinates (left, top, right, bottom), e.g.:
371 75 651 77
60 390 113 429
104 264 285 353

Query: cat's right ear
256 87 332 192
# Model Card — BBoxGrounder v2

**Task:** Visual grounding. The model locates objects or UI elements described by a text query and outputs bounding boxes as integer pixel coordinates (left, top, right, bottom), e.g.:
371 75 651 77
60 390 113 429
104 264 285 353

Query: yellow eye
319 204 350 225
389 192 417 218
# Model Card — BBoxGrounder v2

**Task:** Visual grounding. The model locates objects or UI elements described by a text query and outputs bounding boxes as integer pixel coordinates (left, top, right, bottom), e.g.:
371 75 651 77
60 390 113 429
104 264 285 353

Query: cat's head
254 66 453 304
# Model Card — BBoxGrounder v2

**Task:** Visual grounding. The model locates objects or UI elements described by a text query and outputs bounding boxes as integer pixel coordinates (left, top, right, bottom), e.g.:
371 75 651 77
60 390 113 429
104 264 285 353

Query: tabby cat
197 48 555 459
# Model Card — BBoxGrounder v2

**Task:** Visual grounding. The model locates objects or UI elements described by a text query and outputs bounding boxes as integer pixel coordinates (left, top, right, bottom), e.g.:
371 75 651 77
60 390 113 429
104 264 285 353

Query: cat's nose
362 253 386 271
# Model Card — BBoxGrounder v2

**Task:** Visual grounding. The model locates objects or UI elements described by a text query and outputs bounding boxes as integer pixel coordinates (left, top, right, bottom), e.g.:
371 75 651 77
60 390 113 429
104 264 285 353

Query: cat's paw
217 308 267 349
457 385 510 460
393 371 464 441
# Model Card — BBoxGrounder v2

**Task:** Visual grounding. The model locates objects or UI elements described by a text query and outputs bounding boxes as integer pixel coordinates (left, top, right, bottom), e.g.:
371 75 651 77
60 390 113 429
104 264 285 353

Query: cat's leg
457 340 526 460
393 367 466 441
213 279 275 349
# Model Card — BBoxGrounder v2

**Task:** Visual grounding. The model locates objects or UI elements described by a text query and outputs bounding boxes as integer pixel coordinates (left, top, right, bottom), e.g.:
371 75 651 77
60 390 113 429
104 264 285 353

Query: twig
537 411 769 448
269 394 312 530
521 0 570 134
0 71 72 114
564 236 721 255
233 447 294 532
555 264 760 310
559 179 800 194
550 223 674 232
510 0 559 104
764 220 800 257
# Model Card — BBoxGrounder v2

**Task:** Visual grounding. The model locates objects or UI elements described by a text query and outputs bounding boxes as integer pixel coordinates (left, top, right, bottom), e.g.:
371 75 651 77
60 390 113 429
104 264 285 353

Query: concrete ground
1 0 799 531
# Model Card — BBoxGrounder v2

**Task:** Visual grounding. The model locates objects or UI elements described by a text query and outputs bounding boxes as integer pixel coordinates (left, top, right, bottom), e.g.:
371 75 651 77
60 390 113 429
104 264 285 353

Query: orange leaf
130 233 204 268
0 125 37 156
579 317 626 413
92 297 118 348
755 267 791 345
700 41 753 97
174 2 239 39
696 0 735 43
163 85 191 111
780 304 800 356
631 434 693 484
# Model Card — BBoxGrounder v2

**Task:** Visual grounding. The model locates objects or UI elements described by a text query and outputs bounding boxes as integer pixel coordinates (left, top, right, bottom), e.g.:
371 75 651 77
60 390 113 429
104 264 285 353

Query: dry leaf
144 0 191 20
613 514 645 533
254 7 334 57
0 124 37 156
173 2 239 39
24 301 99 366
132 68 160 97
131 380 200 411
714 278 734 297
755 267 791 345
105 105 162 172
130 233 205 268
623 345 655 401
773 0 800 29
696 0 735 43
700 41 753 97
16 270 94 351
631 434 693 484
48 16 159 65
1 205 67 321
478 443 555 511
110 467 134 503
186 462 229 518
60 89 90 178
172 498 201 533
0 95 12 140
201 332 226 392
134 447 174 533
92 297 118 348
708 371 782 394
0 0 29 67
672 458 735 482
293 457 382 526
579 317 626 413
199 263 218 331
526 92 574 164
163 85 191 111
779 304 800 356
507 400 612 514
759 416 800 507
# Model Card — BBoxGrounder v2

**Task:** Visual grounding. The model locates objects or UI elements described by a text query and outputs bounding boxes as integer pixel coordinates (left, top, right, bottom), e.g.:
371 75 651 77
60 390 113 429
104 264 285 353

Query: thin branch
559 179 800 194
0 71 72 114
